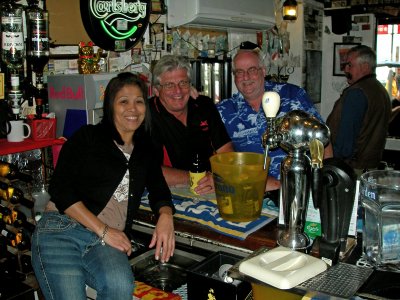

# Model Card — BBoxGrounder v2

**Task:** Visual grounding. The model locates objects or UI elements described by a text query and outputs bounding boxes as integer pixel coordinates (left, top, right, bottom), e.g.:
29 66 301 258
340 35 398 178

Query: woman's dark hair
101 72 151 145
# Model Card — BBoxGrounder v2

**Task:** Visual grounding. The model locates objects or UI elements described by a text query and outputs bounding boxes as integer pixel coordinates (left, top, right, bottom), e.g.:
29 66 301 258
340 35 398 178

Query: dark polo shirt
149 95 231 171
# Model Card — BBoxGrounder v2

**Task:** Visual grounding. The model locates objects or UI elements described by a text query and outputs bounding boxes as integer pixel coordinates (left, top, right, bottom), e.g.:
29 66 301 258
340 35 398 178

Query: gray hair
152 55 192 86
348 45 377 71
232 49 265 72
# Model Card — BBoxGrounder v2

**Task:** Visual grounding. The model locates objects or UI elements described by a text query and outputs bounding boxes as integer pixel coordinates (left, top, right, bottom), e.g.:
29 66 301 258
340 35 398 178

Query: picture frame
0 73 4 99
333 43 361 76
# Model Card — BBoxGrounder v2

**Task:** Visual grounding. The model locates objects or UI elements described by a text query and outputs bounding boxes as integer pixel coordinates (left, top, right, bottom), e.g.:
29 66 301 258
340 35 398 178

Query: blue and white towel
140 187 278 240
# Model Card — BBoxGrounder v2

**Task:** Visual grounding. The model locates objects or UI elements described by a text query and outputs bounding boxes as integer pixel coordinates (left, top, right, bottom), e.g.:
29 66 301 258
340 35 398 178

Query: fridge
47 73 116 138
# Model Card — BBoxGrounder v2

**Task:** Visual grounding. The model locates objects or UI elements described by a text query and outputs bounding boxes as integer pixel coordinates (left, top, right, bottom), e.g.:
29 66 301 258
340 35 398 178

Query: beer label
189 171 206 194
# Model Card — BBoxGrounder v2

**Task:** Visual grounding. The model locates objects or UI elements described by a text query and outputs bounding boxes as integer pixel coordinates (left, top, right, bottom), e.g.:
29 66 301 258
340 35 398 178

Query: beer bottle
0 161 33 182
189 153 206 195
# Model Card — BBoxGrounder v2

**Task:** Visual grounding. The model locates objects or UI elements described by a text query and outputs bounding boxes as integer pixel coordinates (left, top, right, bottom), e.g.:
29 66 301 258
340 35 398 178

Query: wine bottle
9 228 30 250
0 236 8 259
189 153 206 195
0 222 16 240
0 203 11 217
0 185 34 209
11 208 35 233
0 203 12 225
0 160 33 182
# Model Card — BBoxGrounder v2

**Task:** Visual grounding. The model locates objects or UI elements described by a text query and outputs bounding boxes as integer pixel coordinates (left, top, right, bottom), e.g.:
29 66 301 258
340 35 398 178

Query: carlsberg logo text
90 0 147 19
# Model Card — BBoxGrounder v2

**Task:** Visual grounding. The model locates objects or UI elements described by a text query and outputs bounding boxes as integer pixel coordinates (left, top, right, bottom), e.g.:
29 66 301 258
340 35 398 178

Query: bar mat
298 262 373 298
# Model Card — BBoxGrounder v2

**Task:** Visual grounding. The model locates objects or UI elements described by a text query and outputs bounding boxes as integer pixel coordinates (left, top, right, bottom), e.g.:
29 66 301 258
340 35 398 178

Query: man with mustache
327 45 391 176
217 46 333 193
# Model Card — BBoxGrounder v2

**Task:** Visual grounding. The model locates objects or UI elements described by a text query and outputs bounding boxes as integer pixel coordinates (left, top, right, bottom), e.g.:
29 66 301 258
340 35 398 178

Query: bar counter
132 208 400 300
134 207 279 253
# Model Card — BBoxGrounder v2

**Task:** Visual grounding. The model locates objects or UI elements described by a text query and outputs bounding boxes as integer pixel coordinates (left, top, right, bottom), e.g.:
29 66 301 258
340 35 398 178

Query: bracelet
100 224 109 246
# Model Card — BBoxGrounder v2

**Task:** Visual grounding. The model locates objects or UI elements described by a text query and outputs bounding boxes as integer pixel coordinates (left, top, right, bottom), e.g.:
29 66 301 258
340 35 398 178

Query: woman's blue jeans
31 212 134 300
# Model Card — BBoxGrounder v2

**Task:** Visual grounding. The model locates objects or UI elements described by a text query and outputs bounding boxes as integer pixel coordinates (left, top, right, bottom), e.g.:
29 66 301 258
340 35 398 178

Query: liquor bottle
26 0 49 88
32 184 50 221
1 0 25 72
189 153 206 195
35 95 43 119
0 160 33 182
0 221 16 240
35 82 48 114
7 87 23 120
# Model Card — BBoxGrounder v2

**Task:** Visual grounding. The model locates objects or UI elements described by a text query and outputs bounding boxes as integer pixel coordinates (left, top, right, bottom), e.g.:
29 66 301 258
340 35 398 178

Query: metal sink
130 248 205 291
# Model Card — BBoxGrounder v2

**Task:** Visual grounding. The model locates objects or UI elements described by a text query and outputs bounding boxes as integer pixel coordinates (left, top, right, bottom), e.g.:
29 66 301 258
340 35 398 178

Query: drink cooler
47 73 116 138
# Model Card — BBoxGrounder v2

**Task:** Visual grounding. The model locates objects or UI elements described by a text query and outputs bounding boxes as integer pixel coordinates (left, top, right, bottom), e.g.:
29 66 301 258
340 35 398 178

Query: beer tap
261 91 281 170
262 108 330 251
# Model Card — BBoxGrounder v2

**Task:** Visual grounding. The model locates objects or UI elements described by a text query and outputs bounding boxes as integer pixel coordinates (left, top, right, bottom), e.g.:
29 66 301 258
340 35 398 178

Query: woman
31 73 175 300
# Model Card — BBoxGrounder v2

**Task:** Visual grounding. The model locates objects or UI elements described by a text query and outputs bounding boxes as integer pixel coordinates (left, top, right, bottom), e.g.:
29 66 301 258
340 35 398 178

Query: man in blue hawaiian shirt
217 48 333 191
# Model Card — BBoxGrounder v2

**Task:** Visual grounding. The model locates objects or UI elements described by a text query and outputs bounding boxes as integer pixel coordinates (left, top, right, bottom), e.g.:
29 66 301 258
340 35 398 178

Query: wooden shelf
0 138 65 156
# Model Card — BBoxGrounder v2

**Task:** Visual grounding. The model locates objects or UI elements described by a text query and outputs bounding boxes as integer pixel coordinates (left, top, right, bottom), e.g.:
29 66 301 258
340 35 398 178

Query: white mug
6 120 31 142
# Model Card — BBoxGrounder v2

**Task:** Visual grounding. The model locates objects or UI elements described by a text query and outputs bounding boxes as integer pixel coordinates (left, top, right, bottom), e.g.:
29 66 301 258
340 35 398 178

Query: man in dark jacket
327 45 391 175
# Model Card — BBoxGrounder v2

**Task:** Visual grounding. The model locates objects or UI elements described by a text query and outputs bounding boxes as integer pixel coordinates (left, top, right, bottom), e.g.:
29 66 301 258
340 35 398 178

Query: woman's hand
194 172 215 195
149 207 175 263
65 202 132 255
101 226 132 255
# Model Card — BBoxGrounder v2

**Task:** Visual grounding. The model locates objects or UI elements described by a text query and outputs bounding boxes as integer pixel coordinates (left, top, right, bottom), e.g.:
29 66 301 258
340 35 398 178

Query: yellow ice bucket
210 152 269 222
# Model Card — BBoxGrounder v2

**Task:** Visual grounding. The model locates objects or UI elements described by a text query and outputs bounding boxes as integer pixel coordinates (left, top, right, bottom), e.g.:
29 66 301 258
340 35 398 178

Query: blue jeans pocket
36 212 77 233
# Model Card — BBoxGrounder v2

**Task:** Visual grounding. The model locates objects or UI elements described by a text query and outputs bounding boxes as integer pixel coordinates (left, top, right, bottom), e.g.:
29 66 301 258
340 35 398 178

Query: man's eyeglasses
159 80 191 90
233 67 262 78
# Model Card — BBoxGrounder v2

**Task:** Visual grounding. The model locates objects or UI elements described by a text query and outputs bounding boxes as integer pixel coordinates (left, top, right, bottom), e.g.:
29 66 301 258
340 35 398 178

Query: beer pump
261 92 330 251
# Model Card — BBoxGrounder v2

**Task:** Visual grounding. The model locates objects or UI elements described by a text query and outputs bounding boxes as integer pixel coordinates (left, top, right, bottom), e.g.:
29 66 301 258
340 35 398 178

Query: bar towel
140 187 278 240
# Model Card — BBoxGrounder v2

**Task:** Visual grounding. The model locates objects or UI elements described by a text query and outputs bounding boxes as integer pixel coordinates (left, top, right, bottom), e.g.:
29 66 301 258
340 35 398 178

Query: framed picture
333 43 361 76
0 73 4 99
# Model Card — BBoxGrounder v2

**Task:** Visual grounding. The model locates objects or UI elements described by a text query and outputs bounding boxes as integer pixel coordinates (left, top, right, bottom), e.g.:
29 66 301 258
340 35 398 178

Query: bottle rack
0 137 64 285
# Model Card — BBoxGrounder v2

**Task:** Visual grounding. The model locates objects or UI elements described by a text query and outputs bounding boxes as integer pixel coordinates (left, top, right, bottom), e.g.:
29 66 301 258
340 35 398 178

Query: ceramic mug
6 120 31 142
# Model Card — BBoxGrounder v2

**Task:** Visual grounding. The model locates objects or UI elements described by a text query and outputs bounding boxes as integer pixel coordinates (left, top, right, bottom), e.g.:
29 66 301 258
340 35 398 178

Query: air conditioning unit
166 0 276 30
